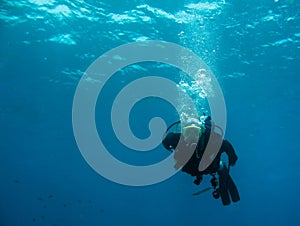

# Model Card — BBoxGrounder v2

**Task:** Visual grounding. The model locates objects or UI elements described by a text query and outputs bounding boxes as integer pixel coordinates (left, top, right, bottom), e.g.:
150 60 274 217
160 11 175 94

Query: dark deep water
1 0 300 225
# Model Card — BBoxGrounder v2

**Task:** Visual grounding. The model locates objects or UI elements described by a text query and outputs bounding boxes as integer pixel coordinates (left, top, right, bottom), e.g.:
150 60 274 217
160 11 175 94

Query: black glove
193 175 203 185
229 155 237 166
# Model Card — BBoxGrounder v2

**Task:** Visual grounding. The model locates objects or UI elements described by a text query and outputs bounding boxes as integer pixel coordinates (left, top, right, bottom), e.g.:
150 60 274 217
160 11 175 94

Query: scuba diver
162 115 240 206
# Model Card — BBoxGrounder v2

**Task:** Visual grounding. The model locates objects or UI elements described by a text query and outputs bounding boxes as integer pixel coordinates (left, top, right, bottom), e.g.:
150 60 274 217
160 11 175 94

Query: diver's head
182 119 202 144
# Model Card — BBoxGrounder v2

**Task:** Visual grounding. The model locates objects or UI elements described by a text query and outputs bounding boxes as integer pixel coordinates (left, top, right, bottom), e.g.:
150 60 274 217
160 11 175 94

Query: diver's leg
227 175 240 203
218 170 231 206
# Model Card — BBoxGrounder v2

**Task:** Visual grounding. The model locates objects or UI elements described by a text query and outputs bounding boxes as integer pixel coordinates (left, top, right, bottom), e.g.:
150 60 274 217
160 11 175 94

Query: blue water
1 0 300 225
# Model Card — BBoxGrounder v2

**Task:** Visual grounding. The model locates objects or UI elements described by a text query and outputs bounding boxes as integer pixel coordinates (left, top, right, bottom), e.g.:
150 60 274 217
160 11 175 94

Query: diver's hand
229 157 237 167
193 179 201 185
193 176 202 185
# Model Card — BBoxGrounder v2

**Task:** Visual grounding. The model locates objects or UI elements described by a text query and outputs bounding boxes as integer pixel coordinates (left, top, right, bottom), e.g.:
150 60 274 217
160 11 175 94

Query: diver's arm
162 132 181 151
222 140 238 166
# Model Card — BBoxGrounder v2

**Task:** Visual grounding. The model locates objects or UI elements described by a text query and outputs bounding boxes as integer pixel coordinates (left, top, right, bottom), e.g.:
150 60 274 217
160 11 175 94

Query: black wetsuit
162 121 240 205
